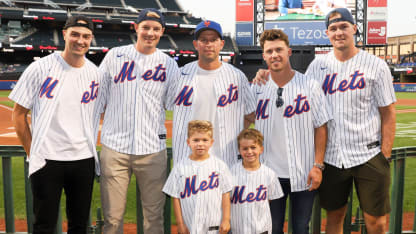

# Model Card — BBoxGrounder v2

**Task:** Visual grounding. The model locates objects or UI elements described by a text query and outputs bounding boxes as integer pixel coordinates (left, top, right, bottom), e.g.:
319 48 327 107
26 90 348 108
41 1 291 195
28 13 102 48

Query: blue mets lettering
322 71 366 95
175 86 193 106
256 99 270 120
39 77 58 99
231 185 267 204
217 84 238 107
284 94 310 118
114 61 136 83
81 81 99 104
180 172 219 198
142 64 166 82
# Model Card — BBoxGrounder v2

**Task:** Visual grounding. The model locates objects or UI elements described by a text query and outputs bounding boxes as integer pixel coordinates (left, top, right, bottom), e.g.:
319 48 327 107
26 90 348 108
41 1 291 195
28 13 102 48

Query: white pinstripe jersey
252 71 332 192
230 162 283 234
162 155 233 233
167 61 257 167
9 52 102 176
306 50 396 168
98 45 180 155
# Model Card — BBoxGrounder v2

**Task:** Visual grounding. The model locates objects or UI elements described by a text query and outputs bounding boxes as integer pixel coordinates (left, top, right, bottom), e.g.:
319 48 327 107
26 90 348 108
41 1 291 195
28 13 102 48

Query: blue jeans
270 178 316 234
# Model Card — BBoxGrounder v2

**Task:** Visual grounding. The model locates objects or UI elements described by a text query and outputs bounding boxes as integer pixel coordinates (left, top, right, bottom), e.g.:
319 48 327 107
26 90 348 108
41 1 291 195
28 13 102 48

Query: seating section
17 29 57 46
94 31 133 48
52 0 86 5
165 15 186 25
124 0 159 9
185 16 201 25
159 0 181 11
90 0 122 8
170 34 194 51
223 36 234 52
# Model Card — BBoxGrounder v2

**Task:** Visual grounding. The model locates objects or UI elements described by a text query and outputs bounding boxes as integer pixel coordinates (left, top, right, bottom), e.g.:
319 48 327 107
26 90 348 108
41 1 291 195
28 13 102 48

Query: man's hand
177 223 190 234
219 220 230 234
252 69 270 85
307 166 322 191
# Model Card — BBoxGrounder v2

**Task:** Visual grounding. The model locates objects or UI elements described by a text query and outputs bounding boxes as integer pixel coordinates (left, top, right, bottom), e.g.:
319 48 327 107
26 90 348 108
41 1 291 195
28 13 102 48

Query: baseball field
0 90 415 232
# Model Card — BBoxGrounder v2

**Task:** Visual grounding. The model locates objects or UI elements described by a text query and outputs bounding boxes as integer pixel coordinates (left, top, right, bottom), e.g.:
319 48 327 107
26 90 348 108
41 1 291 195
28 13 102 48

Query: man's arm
244 112 255 129
307 123 328 191
12 103 32 156
219 192 231 234
173 198 190 234
378 104 396 158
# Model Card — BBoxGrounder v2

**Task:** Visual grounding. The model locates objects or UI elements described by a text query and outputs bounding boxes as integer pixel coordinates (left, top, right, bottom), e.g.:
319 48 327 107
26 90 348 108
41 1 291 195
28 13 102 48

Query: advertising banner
394 83 416 92
265 21 330 45
236 22 254 46
367 21 387 44
236 0 254 22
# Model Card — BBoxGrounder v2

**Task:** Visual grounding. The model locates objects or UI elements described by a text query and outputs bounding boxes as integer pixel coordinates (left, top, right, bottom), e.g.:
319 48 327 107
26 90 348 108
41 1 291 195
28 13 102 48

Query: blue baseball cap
194 20 223 40
325 8 355 28
136 8 165 27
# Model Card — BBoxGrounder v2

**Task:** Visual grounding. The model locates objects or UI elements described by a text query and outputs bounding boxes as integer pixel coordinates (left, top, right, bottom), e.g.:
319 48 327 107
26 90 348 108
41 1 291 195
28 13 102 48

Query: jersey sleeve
220 163 234 193
8 62 42 109
165 61 181 111
97 50 114 113
241 72 257 115
374 61 396 107
162 166 181 198
268 172 283 200
310 79 333 128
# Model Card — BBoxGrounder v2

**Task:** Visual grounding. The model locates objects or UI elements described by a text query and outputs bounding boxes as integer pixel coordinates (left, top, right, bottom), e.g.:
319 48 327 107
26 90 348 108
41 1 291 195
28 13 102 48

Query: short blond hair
146 11 161 18
188 120 213 138
237 128 264 148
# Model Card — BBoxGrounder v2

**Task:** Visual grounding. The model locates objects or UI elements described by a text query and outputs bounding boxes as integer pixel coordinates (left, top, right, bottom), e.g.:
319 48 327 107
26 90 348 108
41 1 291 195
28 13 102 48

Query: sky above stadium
177 0 416 38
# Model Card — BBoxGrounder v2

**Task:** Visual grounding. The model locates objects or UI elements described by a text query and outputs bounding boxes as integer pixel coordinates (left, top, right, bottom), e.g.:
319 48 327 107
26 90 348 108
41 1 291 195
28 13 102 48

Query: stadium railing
1 146 416 234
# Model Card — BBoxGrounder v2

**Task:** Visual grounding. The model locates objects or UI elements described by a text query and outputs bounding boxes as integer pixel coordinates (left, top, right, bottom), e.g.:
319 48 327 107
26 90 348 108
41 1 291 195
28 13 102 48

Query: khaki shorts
319 152 391 216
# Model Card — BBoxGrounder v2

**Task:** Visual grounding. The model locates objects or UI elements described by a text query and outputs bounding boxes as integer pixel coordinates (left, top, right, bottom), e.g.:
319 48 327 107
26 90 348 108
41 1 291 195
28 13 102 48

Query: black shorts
319 152 391 216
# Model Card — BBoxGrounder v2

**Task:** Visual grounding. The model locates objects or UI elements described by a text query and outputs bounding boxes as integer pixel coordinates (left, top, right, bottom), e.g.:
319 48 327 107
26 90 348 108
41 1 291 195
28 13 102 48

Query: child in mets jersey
163 120 233 234
230 129 283 234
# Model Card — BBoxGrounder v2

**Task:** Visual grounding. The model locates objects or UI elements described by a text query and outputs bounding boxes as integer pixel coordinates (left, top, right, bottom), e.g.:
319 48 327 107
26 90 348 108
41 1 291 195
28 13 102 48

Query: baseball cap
194 20 223 40
63 15 94 32
325 8 355 28
136 8 165 27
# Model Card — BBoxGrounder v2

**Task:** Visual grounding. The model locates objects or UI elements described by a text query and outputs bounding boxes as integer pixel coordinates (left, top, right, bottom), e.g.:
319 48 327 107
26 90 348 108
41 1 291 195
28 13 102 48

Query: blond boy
163 120 232 234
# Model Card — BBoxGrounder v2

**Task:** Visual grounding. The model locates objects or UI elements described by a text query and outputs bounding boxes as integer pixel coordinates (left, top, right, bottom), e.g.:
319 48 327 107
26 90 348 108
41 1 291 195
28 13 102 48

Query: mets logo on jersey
180 172 219 199
81 81 99 104
322 70 366 95
39 77 59 99
114 61 166 83
256 94 310 119
231 185 267 204
174 84 239 107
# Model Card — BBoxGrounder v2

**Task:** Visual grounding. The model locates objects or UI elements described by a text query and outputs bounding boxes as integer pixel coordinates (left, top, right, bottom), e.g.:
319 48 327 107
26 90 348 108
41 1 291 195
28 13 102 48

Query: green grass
396 92 416 100
1 90 416 225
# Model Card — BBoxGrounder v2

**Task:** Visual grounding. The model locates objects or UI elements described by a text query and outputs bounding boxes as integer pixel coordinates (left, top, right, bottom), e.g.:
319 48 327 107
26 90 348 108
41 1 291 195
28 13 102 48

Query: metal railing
1 146 416 234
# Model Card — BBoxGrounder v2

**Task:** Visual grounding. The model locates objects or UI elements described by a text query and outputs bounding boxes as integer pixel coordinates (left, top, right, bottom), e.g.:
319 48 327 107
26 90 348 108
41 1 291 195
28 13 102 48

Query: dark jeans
270 178 316 234
30 157 95 234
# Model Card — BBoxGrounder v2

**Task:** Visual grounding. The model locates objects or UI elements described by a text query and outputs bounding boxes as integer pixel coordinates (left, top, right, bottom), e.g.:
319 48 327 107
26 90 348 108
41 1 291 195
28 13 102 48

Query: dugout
234 45 315 81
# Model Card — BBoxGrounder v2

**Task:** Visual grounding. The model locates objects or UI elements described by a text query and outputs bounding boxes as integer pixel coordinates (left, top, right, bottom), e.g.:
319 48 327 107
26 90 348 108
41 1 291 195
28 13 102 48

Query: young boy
230 129 283 233
163 120 233 234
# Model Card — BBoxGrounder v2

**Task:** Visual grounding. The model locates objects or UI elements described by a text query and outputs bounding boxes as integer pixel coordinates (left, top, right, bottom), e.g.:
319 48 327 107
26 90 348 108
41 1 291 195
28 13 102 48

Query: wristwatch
313 162 325 171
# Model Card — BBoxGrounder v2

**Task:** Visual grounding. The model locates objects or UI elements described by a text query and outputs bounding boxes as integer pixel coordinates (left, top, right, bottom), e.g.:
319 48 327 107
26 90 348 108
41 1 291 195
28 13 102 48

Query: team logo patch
217 84 238 107
81 81 99 104
39 77 59 99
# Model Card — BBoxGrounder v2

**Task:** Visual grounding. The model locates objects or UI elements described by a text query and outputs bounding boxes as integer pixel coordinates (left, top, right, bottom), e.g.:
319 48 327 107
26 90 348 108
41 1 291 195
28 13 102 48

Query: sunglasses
276 87 284 108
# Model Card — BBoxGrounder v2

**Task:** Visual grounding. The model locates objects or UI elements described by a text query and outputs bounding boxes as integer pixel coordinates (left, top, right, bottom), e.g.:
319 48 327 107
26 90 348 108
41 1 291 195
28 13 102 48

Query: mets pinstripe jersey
162 155 233 233
98 44 180 155
167 61 257 167
253 71 332 192
230 162 283 233
306 50 396 168
9 52 102 176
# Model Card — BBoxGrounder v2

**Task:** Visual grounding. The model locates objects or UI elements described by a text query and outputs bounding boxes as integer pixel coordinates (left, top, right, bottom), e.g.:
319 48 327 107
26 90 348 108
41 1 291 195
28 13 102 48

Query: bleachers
185 16 201 25
165 14 186 25
90 0 122 8
16 29 56 46
158 35 174 50
159 0 181 11
170 34 194 51
52 0 86 5
124 0 159 9
94 31 133 48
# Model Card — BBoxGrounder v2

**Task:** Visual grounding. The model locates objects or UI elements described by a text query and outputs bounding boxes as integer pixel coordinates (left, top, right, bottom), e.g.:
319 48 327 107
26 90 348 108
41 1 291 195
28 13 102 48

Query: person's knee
327 205 348 223
364 213 387 233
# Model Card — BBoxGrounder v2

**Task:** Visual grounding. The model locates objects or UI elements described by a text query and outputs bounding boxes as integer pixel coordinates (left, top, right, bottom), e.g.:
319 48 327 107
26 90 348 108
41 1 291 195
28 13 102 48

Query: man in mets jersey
98 8 180 234
306 8 396 233
250 29 331 234
10 15 101 233
167 20 256 167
